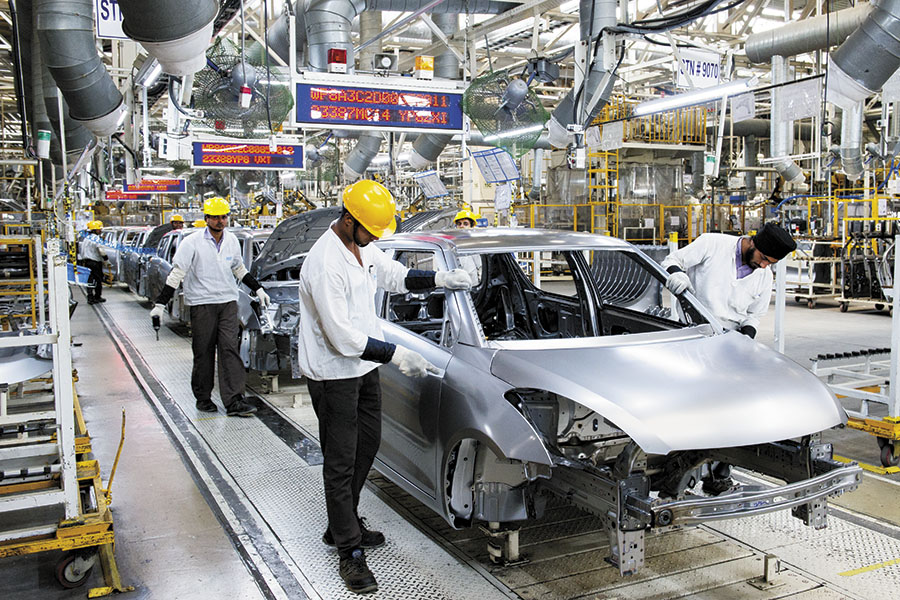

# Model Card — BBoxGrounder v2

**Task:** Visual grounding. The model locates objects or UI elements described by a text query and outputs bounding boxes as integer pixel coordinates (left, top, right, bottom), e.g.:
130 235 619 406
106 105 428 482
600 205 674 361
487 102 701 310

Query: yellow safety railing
596 96 707 146
0 236 40 327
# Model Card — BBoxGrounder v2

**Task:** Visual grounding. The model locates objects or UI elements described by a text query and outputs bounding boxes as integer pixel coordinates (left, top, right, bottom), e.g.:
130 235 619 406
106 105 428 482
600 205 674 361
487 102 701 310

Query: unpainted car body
369 228 860 575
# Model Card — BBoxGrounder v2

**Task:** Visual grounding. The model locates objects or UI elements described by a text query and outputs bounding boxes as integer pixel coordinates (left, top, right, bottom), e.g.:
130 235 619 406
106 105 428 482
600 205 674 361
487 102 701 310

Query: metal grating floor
95 285 900 599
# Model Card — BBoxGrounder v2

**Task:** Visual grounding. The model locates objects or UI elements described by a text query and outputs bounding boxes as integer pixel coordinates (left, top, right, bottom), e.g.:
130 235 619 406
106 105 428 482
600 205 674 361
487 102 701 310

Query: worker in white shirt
296 180 472 595
80 220 108 304
661 221 795 496
661 222 796 339
149 197 270 417
454 208 483 286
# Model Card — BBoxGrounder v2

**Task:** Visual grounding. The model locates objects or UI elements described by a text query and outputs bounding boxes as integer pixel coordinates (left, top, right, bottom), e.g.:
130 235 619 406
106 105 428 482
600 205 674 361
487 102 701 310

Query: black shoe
87 298 97 305
96 297 106 303
323 518 386 549
339 549 378 594
702 477 735 496
196 400 217 413
226 400 257 417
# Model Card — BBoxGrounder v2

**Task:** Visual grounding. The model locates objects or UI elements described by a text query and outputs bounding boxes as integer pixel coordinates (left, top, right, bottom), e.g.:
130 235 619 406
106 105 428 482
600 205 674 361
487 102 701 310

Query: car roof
384 227 634 253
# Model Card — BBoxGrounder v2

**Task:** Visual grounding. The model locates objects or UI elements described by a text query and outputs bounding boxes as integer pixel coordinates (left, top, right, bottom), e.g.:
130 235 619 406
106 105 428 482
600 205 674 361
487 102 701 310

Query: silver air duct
745 4 873 63
408 13 459 169
41 62 93 156
358 10 383 71
117 0 217 76
262 0 308 71
840 101 865 179
745 135 758 194
35 0 126 137
306 0 366 71
366 0 514 12
528 148 544 199
343 132 383 180
547 0 617 147
770 56 805 185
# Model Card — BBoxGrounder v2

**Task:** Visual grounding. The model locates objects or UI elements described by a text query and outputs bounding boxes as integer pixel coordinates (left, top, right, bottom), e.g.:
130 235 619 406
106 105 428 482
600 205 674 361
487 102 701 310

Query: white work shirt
661 233 772 330
79 233 105 262
171 229 243 306
296 226 409 381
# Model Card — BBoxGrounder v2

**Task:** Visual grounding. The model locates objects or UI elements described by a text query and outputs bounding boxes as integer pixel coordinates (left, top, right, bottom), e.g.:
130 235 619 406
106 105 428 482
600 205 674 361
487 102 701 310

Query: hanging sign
123 179 187 194
731 92 756 123
412 171 449 198
95 0 128 40
675 49 721 89
105 189 151 201
191 142 304 170
472 148 519 184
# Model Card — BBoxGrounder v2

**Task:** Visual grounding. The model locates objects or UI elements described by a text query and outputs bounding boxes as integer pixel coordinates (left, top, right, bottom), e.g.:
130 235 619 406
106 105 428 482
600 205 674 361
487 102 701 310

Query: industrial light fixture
135 58 163 88
633 79 754 116
482 124 545 142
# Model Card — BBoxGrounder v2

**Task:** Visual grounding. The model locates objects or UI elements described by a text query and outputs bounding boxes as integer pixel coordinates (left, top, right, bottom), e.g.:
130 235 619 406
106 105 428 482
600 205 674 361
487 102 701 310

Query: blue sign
192 142 304 170
296 83 463 131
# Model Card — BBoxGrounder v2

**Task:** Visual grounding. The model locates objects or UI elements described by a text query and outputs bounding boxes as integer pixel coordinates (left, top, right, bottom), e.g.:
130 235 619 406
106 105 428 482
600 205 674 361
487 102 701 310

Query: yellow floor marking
833 454 900 475
839 556 900 576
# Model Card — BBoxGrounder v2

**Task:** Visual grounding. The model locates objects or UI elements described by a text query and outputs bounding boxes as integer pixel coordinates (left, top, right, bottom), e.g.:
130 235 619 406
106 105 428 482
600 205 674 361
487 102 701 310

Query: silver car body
371 228 859 575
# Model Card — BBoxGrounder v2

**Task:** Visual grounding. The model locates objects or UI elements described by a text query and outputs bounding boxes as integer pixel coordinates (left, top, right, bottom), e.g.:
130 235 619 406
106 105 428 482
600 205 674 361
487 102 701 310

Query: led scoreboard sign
295 83 463 131
192 142 304 170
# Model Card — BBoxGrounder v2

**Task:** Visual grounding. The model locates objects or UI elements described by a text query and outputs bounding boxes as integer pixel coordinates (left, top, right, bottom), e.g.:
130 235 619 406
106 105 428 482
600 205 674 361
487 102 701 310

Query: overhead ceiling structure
0 0 887 200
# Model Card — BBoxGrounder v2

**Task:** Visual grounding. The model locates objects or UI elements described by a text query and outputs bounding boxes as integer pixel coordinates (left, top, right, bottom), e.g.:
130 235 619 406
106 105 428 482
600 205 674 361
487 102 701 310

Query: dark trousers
189 302 245 409
84 259 103 300
307 369 382 558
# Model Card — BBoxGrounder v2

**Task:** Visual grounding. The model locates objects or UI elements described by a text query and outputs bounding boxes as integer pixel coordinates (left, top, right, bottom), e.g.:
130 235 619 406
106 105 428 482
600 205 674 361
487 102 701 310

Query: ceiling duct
306 0 366 71
117 0 218 76
744 4 873 64
259 0 308 71
343 129 383 180
547 0 617 148
770 56 805 185
35 0 126 137
408 13 460 169
828 0 900 179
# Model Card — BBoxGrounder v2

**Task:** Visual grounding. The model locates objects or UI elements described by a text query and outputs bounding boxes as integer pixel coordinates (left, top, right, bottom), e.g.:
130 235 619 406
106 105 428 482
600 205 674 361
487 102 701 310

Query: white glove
255 288 271 309
665 271 693 295
150 304 165 319
434 269 472 290
390 345 440 378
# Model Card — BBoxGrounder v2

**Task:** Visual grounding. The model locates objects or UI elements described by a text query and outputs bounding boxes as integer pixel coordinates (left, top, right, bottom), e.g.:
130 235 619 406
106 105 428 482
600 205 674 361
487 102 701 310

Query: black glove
738 325 757 339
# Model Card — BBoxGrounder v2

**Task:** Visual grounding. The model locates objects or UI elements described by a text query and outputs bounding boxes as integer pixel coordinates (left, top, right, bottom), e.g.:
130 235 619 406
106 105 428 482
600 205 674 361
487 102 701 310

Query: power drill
152 314 160 341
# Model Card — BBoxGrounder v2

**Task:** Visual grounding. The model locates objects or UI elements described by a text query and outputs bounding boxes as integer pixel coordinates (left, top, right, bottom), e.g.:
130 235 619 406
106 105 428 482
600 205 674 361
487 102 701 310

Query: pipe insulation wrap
841 102 865 180
35 0 125 137
549 0 617 147
41 61 93 155
409 13 459 168
343 133 383 180
306 0 366 71
744 4 873 63
769 56 804 185
829 0 900 107
117 0 217 75
358 10 383 71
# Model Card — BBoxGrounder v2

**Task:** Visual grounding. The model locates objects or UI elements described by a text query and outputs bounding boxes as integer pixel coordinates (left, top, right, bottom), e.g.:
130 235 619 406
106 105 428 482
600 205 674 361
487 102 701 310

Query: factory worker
454 208 483 285
295 180 472 595
81 220 108 304
170 214 185 230
661 222 796 339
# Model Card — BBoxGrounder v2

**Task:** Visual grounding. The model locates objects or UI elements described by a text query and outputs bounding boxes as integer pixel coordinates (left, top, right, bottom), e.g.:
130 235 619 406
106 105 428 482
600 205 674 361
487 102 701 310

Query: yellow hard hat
342 180 397 238
193 219 207 228
203 196 230 216
171 214 184 222
454 209 479 225
88 220 103 230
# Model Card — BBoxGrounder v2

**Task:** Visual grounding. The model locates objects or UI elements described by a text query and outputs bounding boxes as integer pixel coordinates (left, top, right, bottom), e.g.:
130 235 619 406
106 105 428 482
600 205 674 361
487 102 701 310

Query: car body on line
367 227 860 575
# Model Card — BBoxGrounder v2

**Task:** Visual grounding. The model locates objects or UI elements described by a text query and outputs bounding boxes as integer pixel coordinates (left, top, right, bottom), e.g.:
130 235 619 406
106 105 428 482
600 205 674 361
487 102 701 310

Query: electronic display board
192 142 304 170
106 190 151 201
295 83 463 131
124 179 186 194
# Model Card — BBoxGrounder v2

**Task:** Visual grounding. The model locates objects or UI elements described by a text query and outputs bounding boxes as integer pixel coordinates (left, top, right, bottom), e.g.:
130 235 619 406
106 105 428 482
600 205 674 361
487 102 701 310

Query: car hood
252 207 341 280
489 329 845 455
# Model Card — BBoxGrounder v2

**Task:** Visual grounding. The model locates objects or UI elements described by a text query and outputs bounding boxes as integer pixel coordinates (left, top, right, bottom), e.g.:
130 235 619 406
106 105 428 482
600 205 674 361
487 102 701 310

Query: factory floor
1 284 899 599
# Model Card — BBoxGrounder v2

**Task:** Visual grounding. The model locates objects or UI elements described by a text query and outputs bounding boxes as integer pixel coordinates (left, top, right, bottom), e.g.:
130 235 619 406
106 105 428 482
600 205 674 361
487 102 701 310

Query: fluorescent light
483 124 545 142
633 79 753 116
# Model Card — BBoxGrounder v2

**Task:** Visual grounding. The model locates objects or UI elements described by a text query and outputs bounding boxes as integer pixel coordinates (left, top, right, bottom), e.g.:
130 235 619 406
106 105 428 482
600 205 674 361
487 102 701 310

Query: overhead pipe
117 0 218 76
547 0 617 148
745 4 873 63
408 13 460 169
745 135 758 194
35 0 126 137
257 0 308 71
306 0 366 71
41 58 93 156
840 101 865 179
366 0 514 12
770 56 805 185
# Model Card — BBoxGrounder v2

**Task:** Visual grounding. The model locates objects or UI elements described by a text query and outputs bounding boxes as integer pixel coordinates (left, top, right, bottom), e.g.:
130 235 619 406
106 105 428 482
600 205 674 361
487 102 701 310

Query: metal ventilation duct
547 0 617 147
264 0 308 71
744 4 873 63
117 0 218 76
35 0 126 137
367 0 515 10
770 56 805 185
306 0 366 71
408 13 460 169
343 132 383 180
